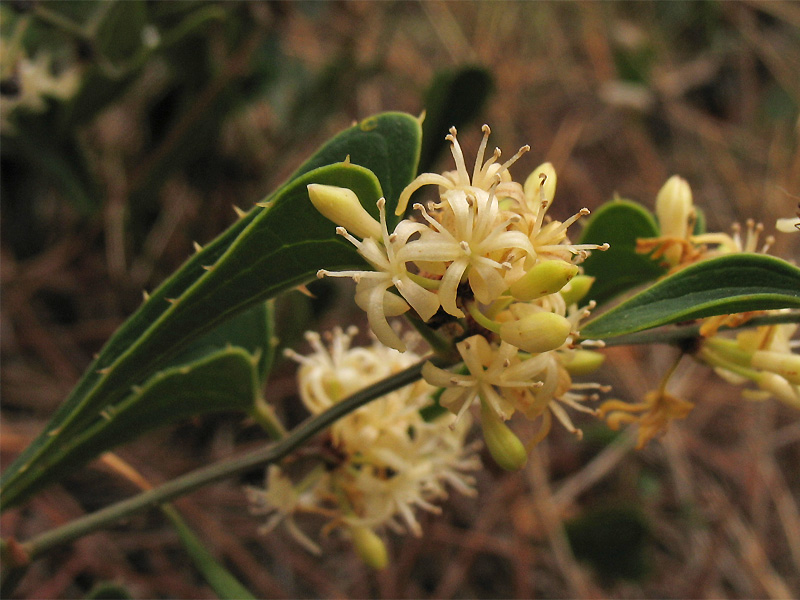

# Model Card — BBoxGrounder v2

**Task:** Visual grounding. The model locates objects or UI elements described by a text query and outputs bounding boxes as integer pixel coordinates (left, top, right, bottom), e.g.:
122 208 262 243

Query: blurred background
1 1 799 597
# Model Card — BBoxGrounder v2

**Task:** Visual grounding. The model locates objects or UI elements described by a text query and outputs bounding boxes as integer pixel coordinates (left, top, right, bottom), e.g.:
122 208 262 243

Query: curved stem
14 356 443 563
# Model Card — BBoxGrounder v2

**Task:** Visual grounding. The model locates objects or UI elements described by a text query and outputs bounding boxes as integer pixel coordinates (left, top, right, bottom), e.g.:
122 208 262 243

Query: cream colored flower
402 188 534 316
698 320 800 409
422 335 548 422
395 124 528 216
0 39 81 133
251 328 481 560
318 198 439 351
245 465 322 554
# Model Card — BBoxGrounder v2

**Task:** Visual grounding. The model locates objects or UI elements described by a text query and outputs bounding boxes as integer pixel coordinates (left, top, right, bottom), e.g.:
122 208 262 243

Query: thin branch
6 356 440 566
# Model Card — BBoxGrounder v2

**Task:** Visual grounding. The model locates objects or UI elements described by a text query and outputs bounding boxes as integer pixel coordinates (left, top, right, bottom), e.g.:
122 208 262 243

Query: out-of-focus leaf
162 505 255 600
566 506 651 584
418 65 494 176
579 199 666 306
84 582 133 600
581 254 800 339
95 0 146 64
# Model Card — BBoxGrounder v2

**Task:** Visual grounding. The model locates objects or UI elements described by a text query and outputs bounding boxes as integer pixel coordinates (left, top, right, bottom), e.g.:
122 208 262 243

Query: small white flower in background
776 203 800 233
0 39 81 133
249 328 480 565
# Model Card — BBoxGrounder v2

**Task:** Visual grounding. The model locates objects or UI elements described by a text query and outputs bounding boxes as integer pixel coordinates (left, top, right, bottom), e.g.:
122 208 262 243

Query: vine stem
7 356 440 565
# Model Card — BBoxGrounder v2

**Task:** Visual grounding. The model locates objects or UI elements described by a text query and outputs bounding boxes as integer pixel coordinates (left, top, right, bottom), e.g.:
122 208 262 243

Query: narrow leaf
7 348 260 507
162 505 255 600
581 254 800 339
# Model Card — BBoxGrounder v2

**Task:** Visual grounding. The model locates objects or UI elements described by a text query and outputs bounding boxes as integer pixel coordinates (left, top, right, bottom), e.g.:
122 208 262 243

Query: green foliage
0 112 422 511
565 506 651 584
5 348 260 509
84 582 133 600
163 505 255 600
581 254 800 339
418 65 494 176
579 199 666 306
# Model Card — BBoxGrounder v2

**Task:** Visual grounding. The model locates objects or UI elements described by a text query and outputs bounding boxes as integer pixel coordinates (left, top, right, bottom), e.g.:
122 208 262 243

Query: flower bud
351 526 388 570
655 175 693 240
523 162 557 209
480 400 527 471
562 349 605 376
499 311 572 354
308 184 381 240
757 372 800 409
509 260 579 301
752 350 800 385
559 275 594 306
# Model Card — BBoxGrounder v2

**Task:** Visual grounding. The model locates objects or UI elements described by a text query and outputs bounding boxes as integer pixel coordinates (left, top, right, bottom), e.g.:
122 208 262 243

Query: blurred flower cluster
247 327 480 568
0 36 81 133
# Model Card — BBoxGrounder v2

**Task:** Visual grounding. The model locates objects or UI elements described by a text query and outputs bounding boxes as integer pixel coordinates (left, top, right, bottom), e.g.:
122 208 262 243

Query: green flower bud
509 260 579 301
499 311 572 354
480 400 528 471
351 526 388 570
523 162 557 208
559 275 594 306
307 184 381 240
562 349 605 376
655 175 693 239
757 372 800 409
752 350 800 385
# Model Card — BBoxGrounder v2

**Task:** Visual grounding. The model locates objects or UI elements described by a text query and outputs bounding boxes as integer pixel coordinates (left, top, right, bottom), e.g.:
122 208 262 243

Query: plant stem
14 357 441 563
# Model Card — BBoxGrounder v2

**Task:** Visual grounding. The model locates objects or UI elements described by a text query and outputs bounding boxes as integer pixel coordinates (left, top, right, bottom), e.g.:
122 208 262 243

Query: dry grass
2 1 799 597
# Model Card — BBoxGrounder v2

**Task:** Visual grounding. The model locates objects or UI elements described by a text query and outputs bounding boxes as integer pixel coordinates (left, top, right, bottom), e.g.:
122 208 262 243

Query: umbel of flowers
311 125 610 469
247 327 480 568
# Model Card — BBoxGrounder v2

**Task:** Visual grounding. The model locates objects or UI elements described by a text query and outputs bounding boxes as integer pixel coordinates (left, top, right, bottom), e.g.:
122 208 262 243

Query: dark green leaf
10 348 260 504
84 582 133 600
1 112 422 510
95 0 146 64
581 254 800 339
579 199 666 306
167 300 274 385
418 66 494 175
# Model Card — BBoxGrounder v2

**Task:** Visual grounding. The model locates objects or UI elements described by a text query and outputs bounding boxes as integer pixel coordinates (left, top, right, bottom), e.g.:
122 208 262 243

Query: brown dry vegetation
2 1 800 598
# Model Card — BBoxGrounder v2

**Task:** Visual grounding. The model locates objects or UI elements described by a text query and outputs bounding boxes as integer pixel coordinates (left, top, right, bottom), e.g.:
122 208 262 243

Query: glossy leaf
167 300 274 385
0 112 422 510
5 348 260 508
581 254 800 339
579 199 666 306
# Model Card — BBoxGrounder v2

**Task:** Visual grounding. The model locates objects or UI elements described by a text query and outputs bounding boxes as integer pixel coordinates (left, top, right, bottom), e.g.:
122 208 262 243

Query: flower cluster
698 320 800 409
247 327 480 568
637 175 777 274
311 125 610 468
0 38 81 133
598 176 800 444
